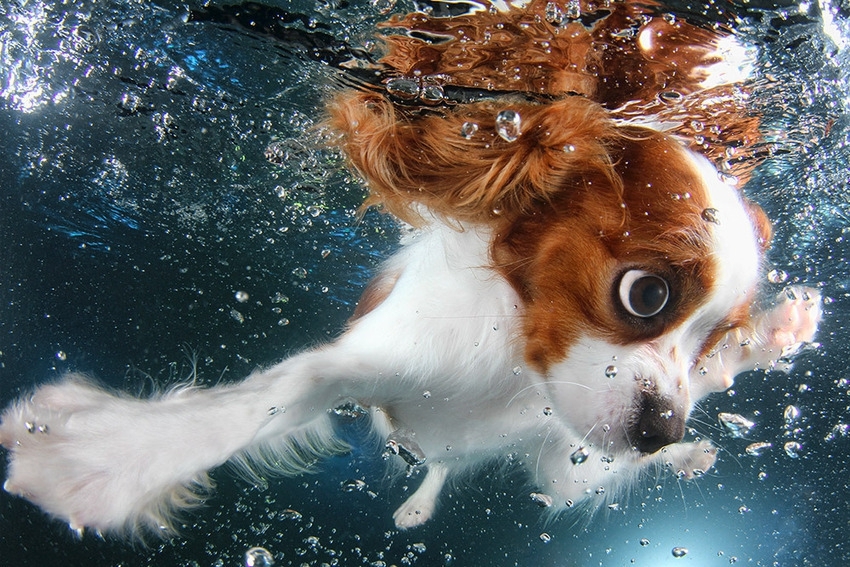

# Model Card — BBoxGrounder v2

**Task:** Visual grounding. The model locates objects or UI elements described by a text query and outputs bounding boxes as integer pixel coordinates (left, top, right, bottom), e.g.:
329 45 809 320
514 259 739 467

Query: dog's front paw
758 286 822 361
655 441 717 479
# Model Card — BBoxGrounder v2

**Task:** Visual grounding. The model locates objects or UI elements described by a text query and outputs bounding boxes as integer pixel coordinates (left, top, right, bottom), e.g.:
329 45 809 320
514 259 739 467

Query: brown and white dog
0 0 821 538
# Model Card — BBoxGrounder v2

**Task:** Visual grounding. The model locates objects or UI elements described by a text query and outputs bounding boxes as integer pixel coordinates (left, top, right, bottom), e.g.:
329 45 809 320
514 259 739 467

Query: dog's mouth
627 392 687 454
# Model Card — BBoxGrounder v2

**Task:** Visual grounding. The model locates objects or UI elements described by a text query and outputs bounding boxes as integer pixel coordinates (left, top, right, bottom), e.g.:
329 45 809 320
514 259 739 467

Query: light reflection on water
0 0 848 565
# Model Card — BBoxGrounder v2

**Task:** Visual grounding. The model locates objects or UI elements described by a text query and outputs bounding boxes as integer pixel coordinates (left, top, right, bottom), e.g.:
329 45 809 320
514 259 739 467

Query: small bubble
784 440 803 458
277 318 290 326
244 546 274 567
718 412 755 438
495 109 521 142
605 365 618 378
530 492 554 507
783 405 801 424
421 82 445 104
371 0 397 15
563 144 576 152
235 290 250 303
640 538 650 546
701 208 721 224
570 446 589 465
544 2 564 24
539 532 552 543
542 406 553 416
671 546 688 558
512 366 522 376
423 390 432 399
767 269 788 284
659 91 682 102
460 121 479 139
55 351 67 361
341 479 367 492
279 508 302 521
385 77 420 100
745 441 772 456
758 471 768 481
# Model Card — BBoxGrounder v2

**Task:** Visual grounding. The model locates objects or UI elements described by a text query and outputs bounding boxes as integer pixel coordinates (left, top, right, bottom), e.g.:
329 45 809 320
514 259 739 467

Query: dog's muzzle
630 392 686 454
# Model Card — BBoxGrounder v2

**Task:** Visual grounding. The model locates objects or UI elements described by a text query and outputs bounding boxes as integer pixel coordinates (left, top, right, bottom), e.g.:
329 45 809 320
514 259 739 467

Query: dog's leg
692 286 822 397
392 462 448 529
0 348 362 537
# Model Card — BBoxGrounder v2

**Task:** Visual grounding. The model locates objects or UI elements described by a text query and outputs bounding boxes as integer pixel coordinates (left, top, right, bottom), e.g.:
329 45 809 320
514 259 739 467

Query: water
0 0 849 565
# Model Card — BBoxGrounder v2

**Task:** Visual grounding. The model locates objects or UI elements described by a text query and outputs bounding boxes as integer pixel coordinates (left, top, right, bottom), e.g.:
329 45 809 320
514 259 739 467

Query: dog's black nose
631 393 685 454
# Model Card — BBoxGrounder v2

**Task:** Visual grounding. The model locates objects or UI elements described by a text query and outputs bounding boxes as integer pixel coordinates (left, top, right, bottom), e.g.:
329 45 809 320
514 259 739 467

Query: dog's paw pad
766 287 822 352
659 441 717 479
393 495 436 529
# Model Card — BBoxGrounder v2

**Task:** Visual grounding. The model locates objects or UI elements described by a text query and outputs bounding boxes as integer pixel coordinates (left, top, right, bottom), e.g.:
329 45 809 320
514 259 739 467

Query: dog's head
327 0 768 457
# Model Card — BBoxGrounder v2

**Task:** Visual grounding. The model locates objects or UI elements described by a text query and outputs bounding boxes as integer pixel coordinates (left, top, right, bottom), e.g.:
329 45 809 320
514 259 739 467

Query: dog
0 0 822 538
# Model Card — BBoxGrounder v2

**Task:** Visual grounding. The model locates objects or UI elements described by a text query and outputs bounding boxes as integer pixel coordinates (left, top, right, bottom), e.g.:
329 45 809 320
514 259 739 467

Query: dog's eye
619 270 669 318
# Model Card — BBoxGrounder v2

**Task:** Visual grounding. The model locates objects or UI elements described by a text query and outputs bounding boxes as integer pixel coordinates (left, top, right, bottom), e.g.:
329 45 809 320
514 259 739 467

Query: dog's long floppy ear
326 93 622 225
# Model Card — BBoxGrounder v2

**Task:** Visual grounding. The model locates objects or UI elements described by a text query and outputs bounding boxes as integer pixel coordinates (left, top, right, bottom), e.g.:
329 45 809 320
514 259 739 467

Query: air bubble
701 208 720 224
279 509 302 521
543 406 553 416
235 290 250 303
718 412 755 438
341 479 367 492
244 546 274 567
530 492 554 507
544 2 564 24
671 546 689 558
371 0 397 15
539 532 552 543
385 77 420 100
745 441 772 456
570 446 589 464
605 365 618 378
783 404 801 424
495 109 521 142
640 538 650 546
384 428 426 467
784 440 803 458
768 269 788 284
460 121 479 139
420 83 445 104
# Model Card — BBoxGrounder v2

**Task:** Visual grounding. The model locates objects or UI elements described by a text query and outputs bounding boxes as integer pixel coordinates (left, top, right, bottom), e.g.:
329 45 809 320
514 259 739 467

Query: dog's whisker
505 380 594 409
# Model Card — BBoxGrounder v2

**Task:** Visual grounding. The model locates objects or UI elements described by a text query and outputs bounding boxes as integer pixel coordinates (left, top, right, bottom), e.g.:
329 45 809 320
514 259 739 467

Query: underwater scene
1 0 849 565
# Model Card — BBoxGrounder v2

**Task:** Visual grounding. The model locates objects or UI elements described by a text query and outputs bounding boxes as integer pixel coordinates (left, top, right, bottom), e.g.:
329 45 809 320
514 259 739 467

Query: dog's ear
326 92 622 225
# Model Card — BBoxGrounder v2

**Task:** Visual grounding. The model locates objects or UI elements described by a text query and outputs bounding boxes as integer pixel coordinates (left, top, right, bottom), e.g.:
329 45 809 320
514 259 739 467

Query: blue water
1 1 849 565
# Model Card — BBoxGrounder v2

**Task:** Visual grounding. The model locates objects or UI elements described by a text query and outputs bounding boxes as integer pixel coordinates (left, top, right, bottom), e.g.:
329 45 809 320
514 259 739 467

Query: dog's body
0 0 822 539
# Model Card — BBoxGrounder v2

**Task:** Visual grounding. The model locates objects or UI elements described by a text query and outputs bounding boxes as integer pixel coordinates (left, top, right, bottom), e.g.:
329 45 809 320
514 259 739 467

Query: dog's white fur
0 150 820 536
